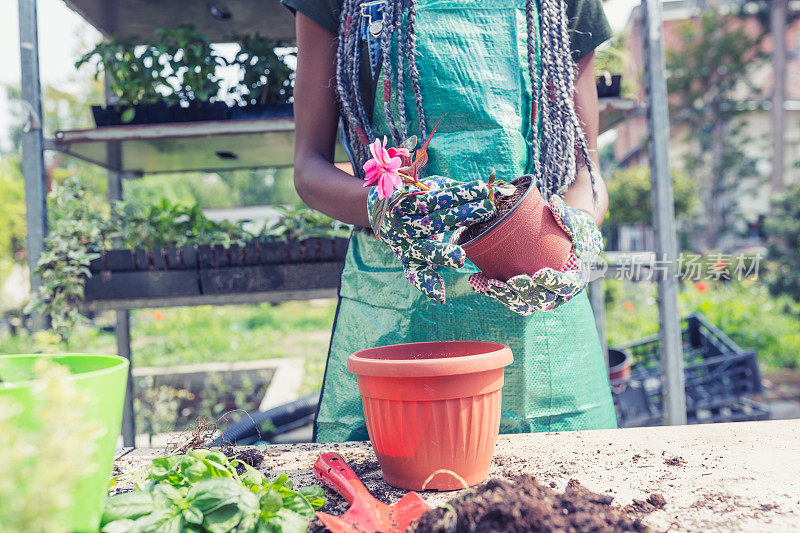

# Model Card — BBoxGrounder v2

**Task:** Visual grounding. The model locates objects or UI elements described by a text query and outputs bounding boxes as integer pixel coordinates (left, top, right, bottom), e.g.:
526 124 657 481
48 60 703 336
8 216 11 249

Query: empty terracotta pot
461 177 572 281
348 341 513 491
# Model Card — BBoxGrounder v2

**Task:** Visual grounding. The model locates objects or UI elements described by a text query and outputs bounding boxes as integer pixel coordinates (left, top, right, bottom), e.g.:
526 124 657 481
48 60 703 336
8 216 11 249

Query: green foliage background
605 277 800 370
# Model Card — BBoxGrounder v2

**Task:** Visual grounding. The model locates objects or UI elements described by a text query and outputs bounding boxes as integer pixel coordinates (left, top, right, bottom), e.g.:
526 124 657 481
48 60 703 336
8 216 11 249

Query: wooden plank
81 288 338 311
199 262 344 295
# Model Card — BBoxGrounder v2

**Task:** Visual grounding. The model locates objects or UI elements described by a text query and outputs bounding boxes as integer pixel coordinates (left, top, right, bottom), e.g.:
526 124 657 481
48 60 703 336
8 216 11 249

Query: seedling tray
83 237 349 302
611 313 768 427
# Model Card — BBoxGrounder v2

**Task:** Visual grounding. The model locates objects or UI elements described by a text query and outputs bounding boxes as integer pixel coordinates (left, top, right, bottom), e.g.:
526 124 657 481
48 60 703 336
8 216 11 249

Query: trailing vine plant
26 177 116 339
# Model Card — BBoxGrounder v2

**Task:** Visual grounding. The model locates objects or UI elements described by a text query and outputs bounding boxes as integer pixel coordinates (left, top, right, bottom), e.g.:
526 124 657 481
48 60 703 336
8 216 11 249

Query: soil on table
664 456 687 467
459 176 532 245
221 446 265 475
624 493 667 516
409 475 647 533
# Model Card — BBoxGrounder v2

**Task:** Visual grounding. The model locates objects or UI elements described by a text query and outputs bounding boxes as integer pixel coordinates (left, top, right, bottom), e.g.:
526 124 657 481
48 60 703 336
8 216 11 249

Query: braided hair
336 0 596 198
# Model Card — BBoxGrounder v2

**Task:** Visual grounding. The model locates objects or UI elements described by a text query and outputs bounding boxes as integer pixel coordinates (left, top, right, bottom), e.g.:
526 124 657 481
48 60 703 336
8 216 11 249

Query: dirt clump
664 456 687 467
220 446 265 475
460 176 532 244
624 493 667 515
410 475 646 533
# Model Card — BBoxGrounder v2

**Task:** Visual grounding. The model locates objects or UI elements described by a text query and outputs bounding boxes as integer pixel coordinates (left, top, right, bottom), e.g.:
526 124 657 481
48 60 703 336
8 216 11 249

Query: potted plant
0 354 129 532
594 32 628 98
75 36 168 126
77 25 229 126
156 24 229 122
596 71 622 98
367 124 572 282
457 174 573 280
228 33 295 120
77 28 302 126
29 178 352 338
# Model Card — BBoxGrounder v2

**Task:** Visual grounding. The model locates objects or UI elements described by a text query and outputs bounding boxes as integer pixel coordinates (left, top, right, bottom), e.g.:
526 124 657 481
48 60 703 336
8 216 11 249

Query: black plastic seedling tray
83 237 350 302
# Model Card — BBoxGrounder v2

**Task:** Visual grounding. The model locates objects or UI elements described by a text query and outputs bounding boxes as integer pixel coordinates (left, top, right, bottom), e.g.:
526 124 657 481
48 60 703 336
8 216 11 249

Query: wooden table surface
115 419 800 532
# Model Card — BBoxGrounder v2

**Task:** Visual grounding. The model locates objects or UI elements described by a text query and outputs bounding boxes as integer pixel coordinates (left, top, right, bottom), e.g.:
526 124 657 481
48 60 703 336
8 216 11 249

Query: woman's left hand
469 195 603 315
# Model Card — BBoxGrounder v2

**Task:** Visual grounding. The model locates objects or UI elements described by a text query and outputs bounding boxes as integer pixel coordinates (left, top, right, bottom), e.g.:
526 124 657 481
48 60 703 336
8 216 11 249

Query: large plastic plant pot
348 341 513 491
0 354 129 532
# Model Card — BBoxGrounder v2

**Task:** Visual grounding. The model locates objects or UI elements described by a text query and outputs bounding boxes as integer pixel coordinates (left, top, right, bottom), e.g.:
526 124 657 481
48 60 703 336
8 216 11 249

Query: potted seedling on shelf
228 33 295 120
594 32 629 98
77 25 229 126
156 24 229 121
75 36 169 125
595 71 622 98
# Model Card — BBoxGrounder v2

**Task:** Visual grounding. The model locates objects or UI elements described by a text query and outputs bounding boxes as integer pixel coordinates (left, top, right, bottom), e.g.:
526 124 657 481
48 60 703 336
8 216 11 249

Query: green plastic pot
0 354 129 532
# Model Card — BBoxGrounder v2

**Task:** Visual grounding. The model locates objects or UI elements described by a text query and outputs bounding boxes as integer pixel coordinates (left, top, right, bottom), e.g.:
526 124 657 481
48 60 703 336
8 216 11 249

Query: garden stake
313 452 430 532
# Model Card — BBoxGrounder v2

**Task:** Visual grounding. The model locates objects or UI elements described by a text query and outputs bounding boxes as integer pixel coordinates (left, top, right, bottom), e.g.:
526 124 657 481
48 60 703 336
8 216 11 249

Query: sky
0 0 641 148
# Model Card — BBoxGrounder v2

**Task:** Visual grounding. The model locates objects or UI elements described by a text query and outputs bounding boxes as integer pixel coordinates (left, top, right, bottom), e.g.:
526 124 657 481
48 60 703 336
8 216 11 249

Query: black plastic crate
612 313 768 427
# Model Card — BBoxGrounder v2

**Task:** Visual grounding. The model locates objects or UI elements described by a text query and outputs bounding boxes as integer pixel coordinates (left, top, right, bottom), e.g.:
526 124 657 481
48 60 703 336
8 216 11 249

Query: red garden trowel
313 452 430 532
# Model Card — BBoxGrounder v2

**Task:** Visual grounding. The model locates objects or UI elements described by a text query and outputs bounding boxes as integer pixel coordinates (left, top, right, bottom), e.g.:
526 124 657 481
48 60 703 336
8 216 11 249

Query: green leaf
259 488 283 515
281 492 315 521
149 455 180 480
203 504 244 533
369 196 389 236
188 480 238 512
182 457 211 483
401 135 418 152
101 519 138 533
121 106 136 123
183 506 204 525
298 486 326 510
239 463 265 488
266 507 312 533
101 491 154 525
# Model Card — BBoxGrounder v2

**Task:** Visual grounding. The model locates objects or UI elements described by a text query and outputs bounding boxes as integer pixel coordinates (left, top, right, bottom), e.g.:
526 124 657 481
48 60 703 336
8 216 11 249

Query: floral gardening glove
368 175 495 304
469 195 603 315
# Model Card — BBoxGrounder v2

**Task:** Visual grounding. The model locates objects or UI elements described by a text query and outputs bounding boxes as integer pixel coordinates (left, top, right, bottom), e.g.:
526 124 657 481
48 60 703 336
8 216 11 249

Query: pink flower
363 137 405 199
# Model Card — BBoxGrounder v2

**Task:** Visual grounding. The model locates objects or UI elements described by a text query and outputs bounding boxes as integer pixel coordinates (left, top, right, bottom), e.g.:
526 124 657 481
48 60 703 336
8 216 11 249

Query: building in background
613 0 799 252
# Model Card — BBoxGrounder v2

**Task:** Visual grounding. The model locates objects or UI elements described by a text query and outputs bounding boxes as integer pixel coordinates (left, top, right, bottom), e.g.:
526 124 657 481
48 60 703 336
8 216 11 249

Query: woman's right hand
368 176 495 304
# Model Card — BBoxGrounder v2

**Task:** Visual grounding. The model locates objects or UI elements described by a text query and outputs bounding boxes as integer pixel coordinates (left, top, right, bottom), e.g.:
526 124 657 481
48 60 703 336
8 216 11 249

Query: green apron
315 0 617 442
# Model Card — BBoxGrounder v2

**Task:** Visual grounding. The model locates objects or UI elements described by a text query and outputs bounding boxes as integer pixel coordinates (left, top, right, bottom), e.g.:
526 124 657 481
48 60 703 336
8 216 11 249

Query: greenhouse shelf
51 99 636 175
51 118 351 174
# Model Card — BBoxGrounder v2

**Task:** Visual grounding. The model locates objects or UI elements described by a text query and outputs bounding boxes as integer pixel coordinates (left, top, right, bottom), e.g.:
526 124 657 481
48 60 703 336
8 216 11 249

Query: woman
284 0 616 442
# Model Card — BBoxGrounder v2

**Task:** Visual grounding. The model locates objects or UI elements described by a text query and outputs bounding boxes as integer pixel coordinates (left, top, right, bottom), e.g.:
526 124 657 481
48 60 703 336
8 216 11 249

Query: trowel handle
314 452 371 506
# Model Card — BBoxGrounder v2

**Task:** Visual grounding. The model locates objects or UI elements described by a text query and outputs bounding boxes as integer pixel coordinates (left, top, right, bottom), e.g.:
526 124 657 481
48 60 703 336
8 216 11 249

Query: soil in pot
459 176 532 244
410 475 647 533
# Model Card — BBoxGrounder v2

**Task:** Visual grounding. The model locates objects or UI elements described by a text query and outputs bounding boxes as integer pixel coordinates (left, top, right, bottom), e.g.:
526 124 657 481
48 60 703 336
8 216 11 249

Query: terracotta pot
608 348 632 385
461 178 572 281
347 341 513 491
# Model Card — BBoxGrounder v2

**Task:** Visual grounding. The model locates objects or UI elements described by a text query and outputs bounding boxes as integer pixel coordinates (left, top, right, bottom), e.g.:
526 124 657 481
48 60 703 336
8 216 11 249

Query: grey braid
335 0 595 199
